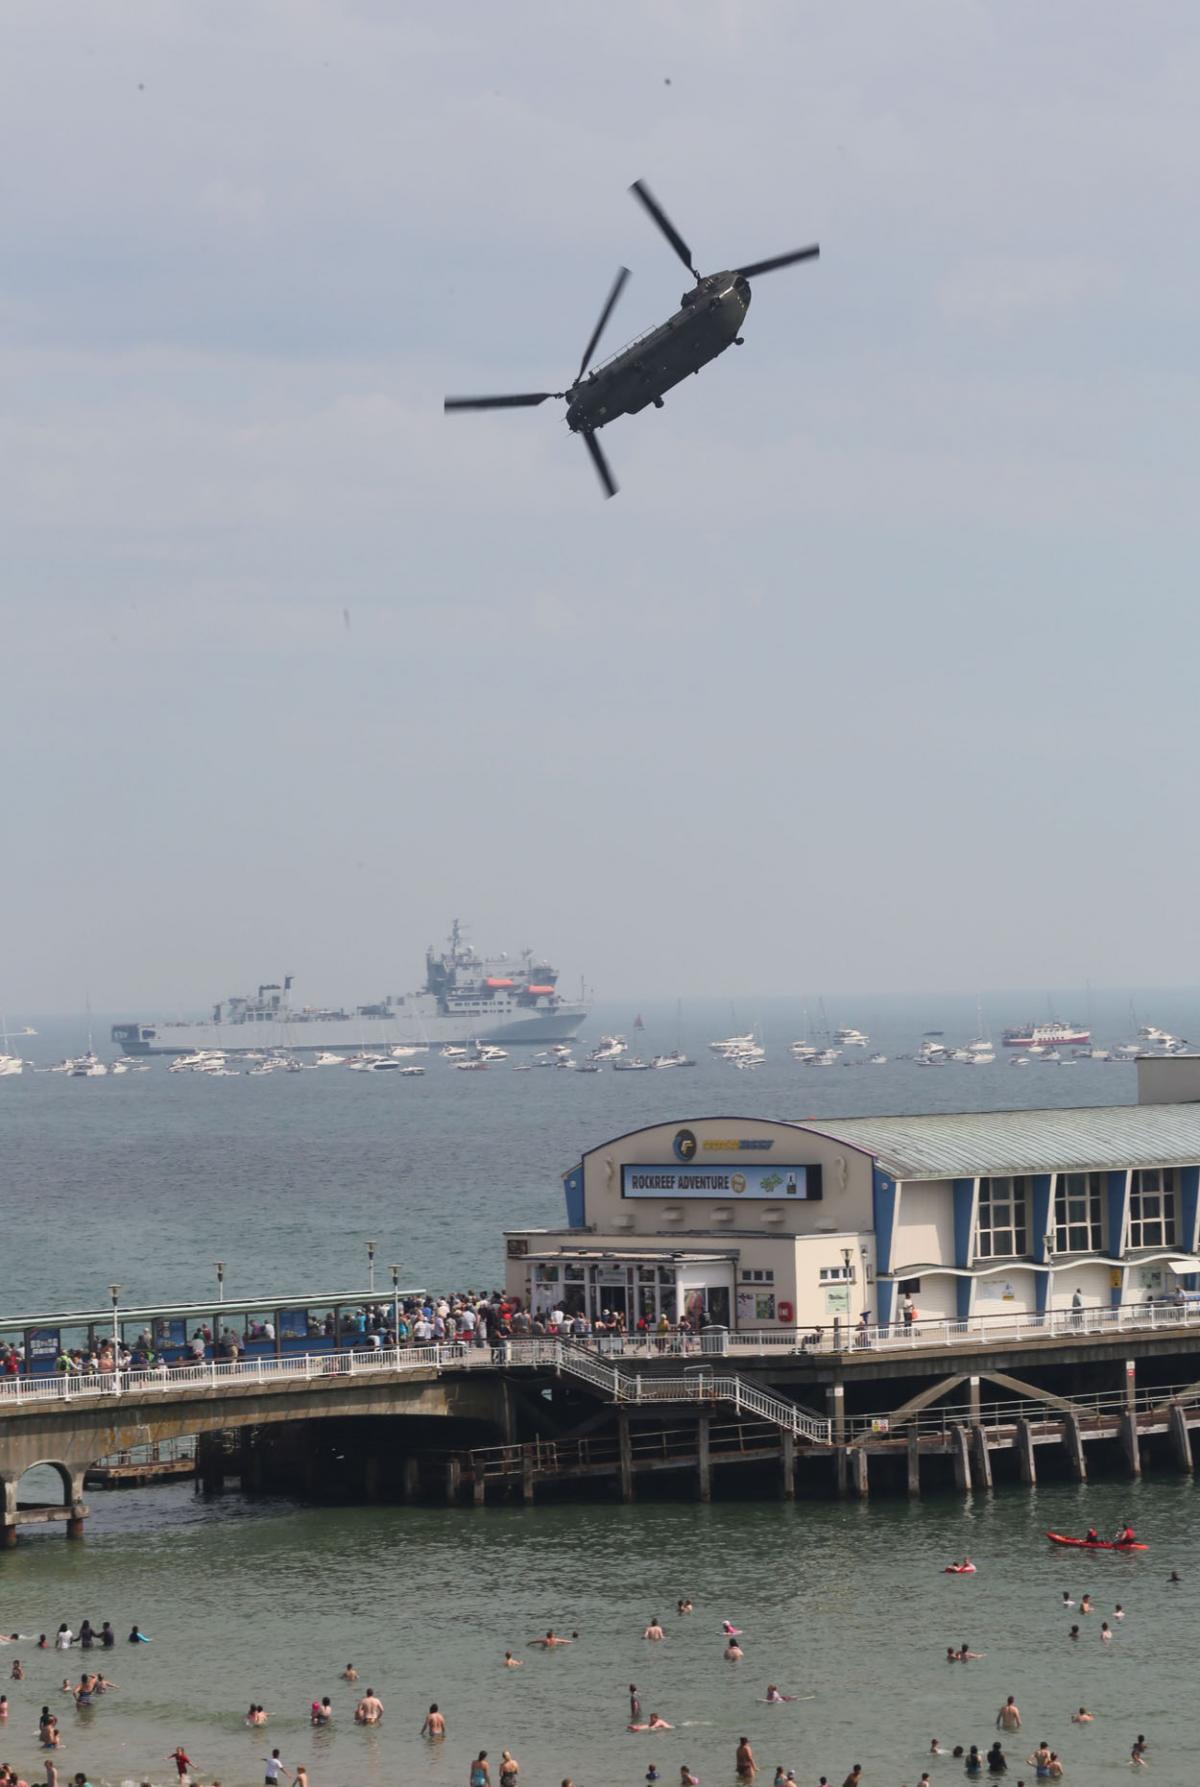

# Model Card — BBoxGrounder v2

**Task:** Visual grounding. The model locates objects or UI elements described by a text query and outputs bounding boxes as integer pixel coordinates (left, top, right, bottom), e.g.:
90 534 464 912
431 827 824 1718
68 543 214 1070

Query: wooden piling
952 1425 972 1492
906 1427 921 1497
697 1414 712 1503
970 1425 992 1490
445 1458 462 1504
1170 1402 1194 1473
780 1429 796 1500
834 1446 849 1496
1119 1410 1142 1478
1063 1411 1087 1481
521 1451 536 1505
618 1411 634 1503
1015 1419 1037 1486
851 1446 869 1498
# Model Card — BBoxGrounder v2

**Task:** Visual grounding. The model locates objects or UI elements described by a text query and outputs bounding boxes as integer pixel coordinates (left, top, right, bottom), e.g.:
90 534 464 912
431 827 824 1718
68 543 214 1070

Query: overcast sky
4 1 1199 1013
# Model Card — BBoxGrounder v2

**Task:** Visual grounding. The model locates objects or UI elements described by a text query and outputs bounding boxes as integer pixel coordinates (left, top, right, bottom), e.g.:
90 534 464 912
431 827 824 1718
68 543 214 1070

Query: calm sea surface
3 993 1199 1787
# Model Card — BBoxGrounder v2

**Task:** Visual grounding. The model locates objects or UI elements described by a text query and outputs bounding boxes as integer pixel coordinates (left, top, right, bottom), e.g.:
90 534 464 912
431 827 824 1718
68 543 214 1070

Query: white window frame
1129 1167 1177 1250
976 1176 1029 1260
1054 1171 1105 1254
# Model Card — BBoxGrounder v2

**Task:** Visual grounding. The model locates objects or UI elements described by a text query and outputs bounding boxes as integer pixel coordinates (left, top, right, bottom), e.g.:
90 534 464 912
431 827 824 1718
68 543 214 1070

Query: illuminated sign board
622 1164 822 1200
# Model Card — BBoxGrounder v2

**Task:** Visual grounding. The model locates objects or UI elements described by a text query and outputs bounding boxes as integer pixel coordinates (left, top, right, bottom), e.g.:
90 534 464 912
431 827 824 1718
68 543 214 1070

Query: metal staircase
551 1342 832 1445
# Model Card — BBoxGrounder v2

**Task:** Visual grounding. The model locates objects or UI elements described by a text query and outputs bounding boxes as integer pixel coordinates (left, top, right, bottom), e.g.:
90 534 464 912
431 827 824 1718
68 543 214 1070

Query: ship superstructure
1002 1021 1090 1049
112 922 588 1055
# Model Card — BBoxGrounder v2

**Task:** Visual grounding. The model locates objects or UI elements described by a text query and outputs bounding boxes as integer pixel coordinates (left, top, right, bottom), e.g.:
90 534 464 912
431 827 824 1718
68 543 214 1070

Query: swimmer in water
930 1740 943 1755
722 1621 743 1636
762 1686 794 1704
725 1639 744 1661
677 1599 693 1615
1101 1621 1112 1642
643 1619 666 1641
1072 1708 1093 1723
1131 1735 1148 1767
958 1644 985 1661
528 1630 572 1648
1080 1594 1093 1615
1114 1603 1125 1620
1069 1625 1080 1641
1061 1592 1075 1608
341 1664 357 1682
355 1689 383 1724
420 1703 444 1737
1169 1570 1182 1583
503 1651 523 1667
628 1714 673 1732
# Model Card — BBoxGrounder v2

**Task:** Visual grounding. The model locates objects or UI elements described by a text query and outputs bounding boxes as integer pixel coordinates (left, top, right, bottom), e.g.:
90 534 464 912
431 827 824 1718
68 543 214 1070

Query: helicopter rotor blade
735 245 820 279
443 392 556 412
581 429 618 500
629 179 698 278
577 265 631 382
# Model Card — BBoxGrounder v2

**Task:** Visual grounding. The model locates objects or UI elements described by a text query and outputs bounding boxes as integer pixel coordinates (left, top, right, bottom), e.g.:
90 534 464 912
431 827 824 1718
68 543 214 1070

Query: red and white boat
1002 1021 1090 1049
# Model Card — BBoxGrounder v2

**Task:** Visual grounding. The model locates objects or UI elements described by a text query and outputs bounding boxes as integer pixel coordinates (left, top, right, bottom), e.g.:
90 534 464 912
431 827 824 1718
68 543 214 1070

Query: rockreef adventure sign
622 1164 822 1200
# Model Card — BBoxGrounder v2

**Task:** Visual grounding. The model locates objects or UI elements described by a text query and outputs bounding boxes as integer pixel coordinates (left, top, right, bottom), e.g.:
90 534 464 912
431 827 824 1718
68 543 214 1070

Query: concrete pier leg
196 1432 226 1497
445 1458 462 1504
1124 1359 1137 1412
0 1524 15 1549
618 1412 635 1503
970 1425 992 1490
969 1376 981 1423
697 1415 712 1503
521 1452 536 1505
1016 1419 1037 1486
1170 1403 1194 1473
1120 1411 1142 1478
0 1479 16 1547
500 1380 518 1445
1064 1411 1087 1481
828 1381 846 1442
66 1510 85 1541
907 1428 921 1497
851 1447 869 1498
473 1470 487 1507
364 1456 383 1504
834 1446 849 1496
780 1430 796 1500
952 1427 972 1492
402 1456 420 1503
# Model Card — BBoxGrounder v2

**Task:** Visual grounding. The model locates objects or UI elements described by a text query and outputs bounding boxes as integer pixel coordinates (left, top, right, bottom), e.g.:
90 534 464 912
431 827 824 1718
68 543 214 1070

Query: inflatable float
1046 1531 1147 1551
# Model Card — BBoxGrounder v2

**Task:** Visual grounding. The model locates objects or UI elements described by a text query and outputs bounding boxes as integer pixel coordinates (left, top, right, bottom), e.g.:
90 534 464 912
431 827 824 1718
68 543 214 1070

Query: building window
976 1177 1028 1259
819 1266 853 1283
1054 1172 1104 1253
898 1277 922 1294
740 1269 776 1284
1129 1168 1177 1249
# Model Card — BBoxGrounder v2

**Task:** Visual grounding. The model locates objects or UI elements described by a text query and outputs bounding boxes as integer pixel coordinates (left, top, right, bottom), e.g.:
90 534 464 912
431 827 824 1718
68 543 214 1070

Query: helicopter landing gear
653 397 664 408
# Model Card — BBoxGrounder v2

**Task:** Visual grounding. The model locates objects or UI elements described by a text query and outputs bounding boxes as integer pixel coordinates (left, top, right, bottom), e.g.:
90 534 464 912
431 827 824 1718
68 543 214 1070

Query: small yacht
68 1051 108 1077
650 1050 696 1069
790 1040 819 1060
809 1047 841 1066
612 1056 650 1072
589 1034 626 1061
442 1045 469 1059
455 1058 489 1071
868 1052 888 1065
834 1026 869 1048
0 1053 26 1077
709 1032 755 1055
398 1063 426 1076
315 1051 347 1066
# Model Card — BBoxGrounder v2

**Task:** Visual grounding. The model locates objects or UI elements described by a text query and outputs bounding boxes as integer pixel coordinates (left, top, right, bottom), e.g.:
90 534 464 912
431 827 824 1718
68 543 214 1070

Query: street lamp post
109 1284 122 1368
215 1261 225 1303
367 1240 377 1296
391 1264 400 1339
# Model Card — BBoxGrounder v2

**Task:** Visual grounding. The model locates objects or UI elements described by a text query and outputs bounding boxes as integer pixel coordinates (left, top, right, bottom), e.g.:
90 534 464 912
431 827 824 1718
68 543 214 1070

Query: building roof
795 1104 1200 1180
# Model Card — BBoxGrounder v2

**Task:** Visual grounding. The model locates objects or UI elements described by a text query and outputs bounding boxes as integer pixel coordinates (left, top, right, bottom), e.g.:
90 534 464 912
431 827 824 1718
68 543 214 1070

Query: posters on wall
737 1289 777 1323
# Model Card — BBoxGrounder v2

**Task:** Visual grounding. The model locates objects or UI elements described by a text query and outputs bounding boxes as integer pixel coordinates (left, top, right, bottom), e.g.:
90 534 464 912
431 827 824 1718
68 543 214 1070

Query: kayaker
1114 1522 1136 1545
1084 1527 1099 1544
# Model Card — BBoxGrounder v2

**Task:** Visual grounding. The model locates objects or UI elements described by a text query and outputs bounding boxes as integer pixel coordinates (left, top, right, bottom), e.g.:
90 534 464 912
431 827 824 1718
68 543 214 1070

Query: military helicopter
444 180 819 498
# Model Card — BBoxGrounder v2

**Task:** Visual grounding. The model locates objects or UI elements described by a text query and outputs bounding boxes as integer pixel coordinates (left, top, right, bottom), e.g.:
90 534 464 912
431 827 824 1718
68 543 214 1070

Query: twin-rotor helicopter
444 180 820 498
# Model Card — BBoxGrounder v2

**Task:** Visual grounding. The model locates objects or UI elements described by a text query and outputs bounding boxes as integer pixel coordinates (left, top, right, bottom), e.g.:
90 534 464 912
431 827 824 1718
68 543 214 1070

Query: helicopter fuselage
564 271 750 435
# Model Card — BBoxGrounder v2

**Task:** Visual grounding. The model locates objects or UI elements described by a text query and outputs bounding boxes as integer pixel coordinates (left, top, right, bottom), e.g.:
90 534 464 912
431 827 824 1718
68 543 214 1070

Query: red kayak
1046 1531 1147 1551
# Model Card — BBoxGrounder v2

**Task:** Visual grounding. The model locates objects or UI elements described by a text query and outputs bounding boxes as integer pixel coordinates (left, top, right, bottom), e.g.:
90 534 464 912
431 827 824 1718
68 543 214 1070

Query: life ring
777 1300 795 1324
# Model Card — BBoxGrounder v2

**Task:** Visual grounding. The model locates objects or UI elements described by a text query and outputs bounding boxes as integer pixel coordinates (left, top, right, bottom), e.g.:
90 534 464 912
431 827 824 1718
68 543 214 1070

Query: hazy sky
4 1 1199 1013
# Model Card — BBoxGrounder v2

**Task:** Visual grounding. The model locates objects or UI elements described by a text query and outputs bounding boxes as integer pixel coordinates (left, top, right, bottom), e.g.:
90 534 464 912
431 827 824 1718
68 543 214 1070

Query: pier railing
844 1379 1200 1440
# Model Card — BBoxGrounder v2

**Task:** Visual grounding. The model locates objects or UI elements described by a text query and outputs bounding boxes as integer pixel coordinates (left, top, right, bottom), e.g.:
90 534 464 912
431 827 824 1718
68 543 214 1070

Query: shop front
524 1250 735 1329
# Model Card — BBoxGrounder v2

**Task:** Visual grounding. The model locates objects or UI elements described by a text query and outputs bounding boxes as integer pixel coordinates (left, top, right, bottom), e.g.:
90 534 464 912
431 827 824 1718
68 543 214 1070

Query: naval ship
112 922 589 1055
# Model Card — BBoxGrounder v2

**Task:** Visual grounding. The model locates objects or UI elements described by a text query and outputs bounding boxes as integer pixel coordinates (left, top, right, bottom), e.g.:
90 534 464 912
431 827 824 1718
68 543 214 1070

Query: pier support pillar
1120 1411 1142 1478
780 1430 796 1500
697 1415 712 1503
521 1452 536 1505
618 1412 635 1503
851 1447 869 1498
364 1455 383 1504
196 1431 226 1497
827 1379 846 1442
952 1427 972 1492
834 1446 849 1496
66 1509 85 1541
1170 1403 1194 1473
1124 1359 1137 1412
0 1477 17 1547
1016 1419 1037 1486
0 1524 14 1549
402 1456 421 1504
906 1428 921 1497
500 1380 518 1445
1064 1412 1087 1481
444 1458 462 1505
969 1376 981 1423
970 1425 992 1490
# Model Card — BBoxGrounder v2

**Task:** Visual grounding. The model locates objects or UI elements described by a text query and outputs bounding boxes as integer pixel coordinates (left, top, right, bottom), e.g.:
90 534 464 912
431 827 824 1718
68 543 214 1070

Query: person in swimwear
643 1619 666 1641
420 1703 444 1737
1061 1592 1074 1608
529 1630 571 1648
677 1599 693 1615
1068 1625 1080 1640
985 1739 1007 1774
355 1688 383 1723
1130 1735 1148 1767
1101 1620 1112 1642
680 1769 699 1786
1027 1741 1051 1775
1114 1603 1125 1620
763 1686 794 1703
1169 1569 1182 1583
725 1639 744 1661
1079 1594 1093 1615
503 1651 523 1667
957 1644 984 1660
930 1740 943 1755
1071 1708 1093 1723
964 1746 982 1778
722 1621 742 1636
341 1664 357 1682
628 1714 673 1731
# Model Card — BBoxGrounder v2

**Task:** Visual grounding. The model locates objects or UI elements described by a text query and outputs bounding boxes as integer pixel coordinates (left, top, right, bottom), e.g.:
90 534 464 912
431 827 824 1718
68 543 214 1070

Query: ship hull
114 1004 588 1055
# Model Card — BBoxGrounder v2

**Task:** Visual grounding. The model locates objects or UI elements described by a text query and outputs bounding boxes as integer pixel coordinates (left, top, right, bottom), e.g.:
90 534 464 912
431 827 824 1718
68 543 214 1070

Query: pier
7 1305 1200 1540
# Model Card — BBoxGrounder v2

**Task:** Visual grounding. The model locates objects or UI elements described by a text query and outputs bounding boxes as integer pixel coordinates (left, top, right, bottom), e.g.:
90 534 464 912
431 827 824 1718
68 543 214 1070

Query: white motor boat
790 1041 819 1059
650 1050 695 1069
399 1064 426 1076
442 1045 469 1059
612 1056 650 1072
809 1048 840 1066
315 1051 347 1066
709 1032 755 1055
868 1053 888 1065
0 1053 26 1077
589 1035 626 1061
69 1052 108 1077
834 1026 869 1047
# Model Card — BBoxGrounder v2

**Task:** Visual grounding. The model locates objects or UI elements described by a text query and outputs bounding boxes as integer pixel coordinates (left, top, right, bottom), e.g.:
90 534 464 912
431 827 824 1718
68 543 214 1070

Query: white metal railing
835 1298 1200 1355
0 1343 469 1410
845 1378 1200 1441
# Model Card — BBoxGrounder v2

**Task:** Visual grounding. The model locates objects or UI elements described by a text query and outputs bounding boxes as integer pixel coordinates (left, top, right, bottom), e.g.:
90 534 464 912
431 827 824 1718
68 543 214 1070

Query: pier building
506 1056 1200 1338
